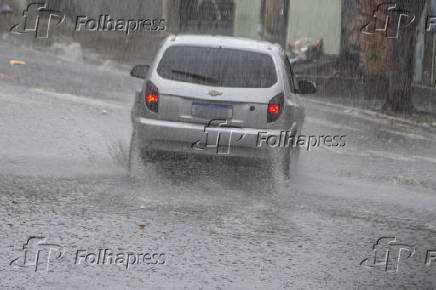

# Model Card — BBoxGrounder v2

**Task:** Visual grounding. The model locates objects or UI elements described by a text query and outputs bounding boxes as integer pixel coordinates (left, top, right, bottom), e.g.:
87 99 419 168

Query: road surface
1 40 436 289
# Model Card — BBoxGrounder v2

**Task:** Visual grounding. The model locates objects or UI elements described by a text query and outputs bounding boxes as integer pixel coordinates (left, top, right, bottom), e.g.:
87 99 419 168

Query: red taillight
147 94 158 103
145 81 159 113
267 93 284 122
268 105 280 115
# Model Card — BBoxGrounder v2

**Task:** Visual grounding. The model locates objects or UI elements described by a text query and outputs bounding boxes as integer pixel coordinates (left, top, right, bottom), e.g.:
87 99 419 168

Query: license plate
191 102 233 119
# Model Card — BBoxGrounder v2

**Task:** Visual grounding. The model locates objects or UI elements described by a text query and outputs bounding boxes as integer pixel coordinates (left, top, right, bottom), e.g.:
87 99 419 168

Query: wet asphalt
1 39 436 289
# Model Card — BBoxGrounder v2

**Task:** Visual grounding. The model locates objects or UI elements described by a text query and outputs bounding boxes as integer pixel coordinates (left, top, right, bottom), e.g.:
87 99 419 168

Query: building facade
286 0 342 55
415 0 436 87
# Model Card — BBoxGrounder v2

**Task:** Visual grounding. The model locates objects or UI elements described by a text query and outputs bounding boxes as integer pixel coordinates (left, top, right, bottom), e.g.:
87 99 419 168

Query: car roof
165 34 282 54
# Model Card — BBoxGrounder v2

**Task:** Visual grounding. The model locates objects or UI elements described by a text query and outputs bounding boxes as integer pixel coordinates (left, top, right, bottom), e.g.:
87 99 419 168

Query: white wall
233 0 262 40
286 0 341 54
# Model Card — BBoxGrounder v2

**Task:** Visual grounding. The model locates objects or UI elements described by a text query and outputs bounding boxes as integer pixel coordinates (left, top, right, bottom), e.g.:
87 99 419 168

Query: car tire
128 130 152 179
280 147 291 181
289 145 300 178
272 145 299 183
270 148 288 184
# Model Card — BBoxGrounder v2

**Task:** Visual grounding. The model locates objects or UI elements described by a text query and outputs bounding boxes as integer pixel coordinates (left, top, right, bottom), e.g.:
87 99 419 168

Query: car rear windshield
157 46 278 88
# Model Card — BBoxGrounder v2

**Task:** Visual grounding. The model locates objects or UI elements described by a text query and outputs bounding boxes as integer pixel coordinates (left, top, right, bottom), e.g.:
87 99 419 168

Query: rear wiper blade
171 70 218 84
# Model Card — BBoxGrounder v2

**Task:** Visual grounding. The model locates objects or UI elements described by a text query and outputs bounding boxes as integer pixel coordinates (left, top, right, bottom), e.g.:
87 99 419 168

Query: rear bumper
134 117 290 159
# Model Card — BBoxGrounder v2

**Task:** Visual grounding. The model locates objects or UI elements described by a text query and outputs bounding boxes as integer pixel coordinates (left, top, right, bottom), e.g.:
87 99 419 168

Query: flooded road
1 40 436 289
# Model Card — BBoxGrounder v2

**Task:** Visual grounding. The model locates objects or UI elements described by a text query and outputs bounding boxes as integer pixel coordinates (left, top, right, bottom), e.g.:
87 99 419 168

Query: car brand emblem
208 90 223 97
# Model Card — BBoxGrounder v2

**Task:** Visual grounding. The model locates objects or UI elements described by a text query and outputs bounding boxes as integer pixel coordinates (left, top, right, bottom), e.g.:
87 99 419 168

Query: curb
304 97 436 132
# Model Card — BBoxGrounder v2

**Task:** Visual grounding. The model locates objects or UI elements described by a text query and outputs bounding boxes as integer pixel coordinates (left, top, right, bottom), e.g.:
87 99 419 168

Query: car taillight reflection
267 92 284 122
145 81 159 113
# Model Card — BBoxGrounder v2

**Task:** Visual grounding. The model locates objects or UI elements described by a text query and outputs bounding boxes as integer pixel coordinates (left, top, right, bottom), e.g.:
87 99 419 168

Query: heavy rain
0 0 435 289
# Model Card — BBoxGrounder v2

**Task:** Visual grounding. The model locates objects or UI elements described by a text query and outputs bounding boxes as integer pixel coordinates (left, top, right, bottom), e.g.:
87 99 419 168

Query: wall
233 0 262 39
417 0 436 86
286 0 341 54
67 0 162 19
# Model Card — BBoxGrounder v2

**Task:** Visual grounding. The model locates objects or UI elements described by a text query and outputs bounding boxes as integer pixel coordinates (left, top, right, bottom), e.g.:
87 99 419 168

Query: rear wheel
128 130 152 179
282 147 291 180
289 145 300 178
278 147 291 181
272 145 299 182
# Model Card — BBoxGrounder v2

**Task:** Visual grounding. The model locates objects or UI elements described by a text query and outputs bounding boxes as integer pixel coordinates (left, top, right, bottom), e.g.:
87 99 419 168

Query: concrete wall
416 0 436 86
68 0 162 19
286 0 341 54
233 0 261 39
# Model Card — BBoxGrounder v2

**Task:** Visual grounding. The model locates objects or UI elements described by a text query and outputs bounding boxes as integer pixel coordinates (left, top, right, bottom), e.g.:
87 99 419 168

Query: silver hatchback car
129 35 316 180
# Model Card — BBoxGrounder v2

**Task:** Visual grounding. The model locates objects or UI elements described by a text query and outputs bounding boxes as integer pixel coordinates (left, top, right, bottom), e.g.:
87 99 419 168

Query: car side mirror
130 65 150 79
297 80 317 95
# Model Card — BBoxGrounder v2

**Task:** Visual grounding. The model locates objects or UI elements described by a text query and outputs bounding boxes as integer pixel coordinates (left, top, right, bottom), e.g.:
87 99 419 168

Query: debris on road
289 37 323 62
0 73 15 81
9 60 26 66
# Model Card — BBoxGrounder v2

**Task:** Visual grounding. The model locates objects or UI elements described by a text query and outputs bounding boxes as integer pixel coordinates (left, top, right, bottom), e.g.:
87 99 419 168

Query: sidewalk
294 58 436 127
304 96 436 132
